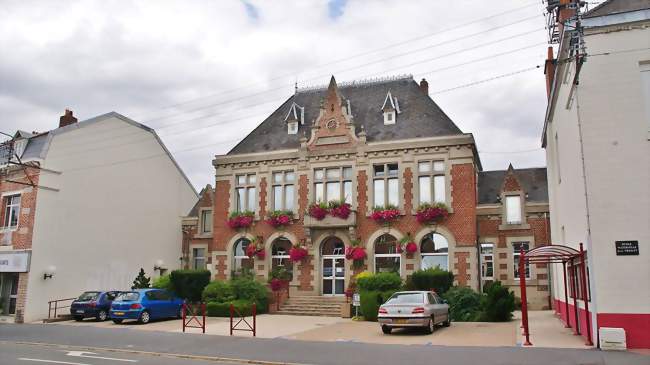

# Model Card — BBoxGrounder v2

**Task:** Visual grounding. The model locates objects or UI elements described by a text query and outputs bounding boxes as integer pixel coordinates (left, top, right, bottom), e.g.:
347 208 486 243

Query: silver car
377 291 450 334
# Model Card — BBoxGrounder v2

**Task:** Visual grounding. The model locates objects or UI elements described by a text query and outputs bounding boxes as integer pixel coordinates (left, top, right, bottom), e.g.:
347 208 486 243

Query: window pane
506 196 522 223
273 173 283 184
418 162 430 173
421 255 448 271
273 185 282 210
236 175 246 185
314 169 324 180
373 179 385 207
343 167 352 179
202 211 212 233
315 183 324 202
326 168 340 179
248 174 256 184
373 165 385 177
247 187 256 211
375 256 400 274
236 188 245 212
388 178 399 206
343 181 352 204
419 176 431 204
433 234 449 252
326 182 340 202
284 185 294 210
434 175 446 203
285 172 295 182
433 161 445 172
388 164 399 176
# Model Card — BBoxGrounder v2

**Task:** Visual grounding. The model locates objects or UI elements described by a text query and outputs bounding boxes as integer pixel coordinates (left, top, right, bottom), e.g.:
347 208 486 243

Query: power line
430 65 541 94
479 148 543 154
135 1 540 118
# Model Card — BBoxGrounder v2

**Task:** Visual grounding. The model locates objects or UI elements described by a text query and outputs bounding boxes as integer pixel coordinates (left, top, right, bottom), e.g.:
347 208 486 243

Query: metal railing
47 297 76 320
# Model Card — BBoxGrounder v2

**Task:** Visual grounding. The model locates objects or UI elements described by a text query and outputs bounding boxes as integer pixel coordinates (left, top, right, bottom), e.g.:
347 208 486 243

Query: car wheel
112 319 123 324
73 316 84 322
425 318 435 334
443 318 451 327
96 310 108 322
381 325 392 334
139 311 151 324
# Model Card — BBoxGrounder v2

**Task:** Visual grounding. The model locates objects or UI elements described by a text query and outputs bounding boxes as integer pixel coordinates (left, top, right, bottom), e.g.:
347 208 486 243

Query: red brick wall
446 164 476 245
478 216 550 248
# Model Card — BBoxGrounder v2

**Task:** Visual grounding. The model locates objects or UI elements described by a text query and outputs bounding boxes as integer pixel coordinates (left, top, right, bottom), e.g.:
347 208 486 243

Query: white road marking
66 351 137 362
18 358 91 365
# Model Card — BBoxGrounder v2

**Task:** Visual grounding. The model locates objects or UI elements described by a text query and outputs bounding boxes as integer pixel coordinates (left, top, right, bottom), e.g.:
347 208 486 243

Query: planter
289 246 308 262
370 206 400 225
416 203 449 225
267 210 294 228
227 211 255 229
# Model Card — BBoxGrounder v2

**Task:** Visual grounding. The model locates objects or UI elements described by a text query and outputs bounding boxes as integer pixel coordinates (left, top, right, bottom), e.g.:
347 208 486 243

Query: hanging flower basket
370 205 400 225
227 211 255 229
416 203 449 225
345 240 367 266
289 245 308 262
266 210 294 228
245 237 265 260
398 234 418 255
405 242 418 254
270 278 284 292
307 202 329 220
328 200 352 219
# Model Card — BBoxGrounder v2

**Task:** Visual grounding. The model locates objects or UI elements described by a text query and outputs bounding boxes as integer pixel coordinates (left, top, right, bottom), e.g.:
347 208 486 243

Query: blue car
70 291 120 322
109 289 183 324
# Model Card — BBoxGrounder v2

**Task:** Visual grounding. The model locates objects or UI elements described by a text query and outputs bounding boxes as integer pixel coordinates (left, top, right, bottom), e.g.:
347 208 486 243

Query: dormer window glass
287 121 298 134
505 195 522 224
381 91 400 125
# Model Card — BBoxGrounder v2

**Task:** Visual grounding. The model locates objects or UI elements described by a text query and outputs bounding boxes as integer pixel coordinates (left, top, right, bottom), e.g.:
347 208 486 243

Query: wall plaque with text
615 241 639 256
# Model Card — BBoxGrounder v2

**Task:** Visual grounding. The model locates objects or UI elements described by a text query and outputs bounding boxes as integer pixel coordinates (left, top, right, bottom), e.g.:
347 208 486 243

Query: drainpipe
476 213 482 293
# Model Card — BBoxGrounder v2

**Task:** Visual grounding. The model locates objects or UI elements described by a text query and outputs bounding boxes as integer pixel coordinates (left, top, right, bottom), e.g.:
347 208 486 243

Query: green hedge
356 272 402 292
202 280 235 303
359 290 398 322
406 268 454 294
207 300 255 317
479 281 515 322
152 274 173 292
443 286 482 321
170 270 211 302
202 276 269 317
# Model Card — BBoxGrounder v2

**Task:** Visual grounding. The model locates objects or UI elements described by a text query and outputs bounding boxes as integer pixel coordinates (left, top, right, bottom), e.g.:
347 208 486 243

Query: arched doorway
374 234 401 274
232 238 253 277
420 233 449 271
321 237 345 296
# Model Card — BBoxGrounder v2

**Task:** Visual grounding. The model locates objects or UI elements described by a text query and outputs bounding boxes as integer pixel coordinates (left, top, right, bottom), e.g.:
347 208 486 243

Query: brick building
190 75 550 308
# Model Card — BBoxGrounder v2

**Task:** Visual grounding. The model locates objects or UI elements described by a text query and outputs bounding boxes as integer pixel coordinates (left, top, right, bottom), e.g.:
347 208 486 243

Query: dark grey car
377 291 450 334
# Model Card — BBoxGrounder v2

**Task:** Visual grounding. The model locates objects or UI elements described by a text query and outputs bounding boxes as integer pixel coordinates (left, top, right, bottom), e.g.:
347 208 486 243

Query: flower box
227 211 255 229
416 203 449 225
289 246 308 263
370 205 400 224
266 210 294 228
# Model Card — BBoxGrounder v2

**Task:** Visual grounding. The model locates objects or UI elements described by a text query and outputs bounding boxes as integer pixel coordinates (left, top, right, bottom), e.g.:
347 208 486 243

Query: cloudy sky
2 0 556 190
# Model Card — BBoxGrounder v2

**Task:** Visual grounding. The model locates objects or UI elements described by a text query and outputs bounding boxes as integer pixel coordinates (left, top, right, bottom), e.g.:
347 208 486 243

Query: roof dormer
381 90 400 125
285 102 304 135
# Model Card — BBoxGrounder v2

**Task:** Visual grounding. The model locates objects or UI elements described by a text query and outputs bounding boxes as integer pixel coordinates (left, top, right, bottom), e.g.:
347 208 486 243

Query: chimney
59 109 78 128
544 46 556 99
419 78 429 95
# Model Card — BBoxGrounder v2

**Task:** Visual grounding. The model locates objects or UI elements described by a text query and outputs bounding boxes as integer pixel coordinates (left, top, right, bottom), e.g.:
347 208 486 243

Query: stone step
280 304 341 309
275 310 340 317
279 306 340 313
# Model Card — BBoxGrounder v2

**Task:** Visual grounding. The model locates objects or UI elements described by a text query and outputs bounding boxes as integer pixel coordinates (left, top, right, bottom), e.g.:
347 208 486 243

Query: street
0 342 239 365
0 323 647 365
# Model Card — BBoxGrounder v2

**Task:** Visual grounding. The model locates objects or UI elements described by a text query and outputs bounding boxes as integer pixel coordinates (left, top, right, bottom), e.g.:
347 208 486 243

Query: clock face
326 119 338 130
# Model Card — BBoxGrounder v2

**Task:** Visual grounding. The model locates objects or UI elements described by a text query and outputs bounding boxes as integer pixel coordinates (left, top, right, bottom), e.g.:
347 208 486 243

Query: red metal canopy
524 245 579 264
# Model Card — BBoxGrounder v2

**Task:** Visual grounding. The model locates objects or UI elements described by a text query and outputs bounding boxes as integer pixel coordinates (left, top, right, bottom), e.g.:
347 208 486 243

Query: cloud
1 0 550 189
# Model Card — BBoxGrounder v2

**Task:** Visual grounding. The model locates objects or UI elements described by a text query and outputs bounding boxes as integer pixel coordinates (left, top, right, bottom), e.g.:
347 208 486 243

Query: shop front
0 251 30 320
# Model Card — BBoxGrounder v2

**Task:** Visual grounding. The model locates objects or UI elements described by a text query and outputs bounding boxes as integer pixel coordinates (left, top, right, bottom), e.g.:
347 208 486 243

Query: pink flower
351 247 367 260
405 242 418 254
308 204 328 220
278 215 290 225
289 247 308 262
270 278 283 291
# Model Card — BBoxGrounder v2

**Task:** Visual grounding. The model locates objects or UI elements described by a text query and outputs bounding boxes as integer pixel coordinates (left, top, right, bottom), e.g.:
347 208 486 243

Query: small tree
131 268 151 289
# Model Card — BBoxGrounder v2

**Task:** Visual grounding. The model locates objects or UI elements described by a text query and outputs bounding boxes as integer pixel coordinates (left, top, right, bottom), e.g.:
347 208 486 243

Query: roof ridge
297 74 413 93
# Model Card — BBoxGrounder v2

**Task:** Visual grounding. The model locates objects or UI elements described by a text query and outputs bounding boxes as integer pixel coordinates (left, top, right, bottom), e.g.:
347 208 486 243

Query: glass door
0 273 18 315
322 257 345 296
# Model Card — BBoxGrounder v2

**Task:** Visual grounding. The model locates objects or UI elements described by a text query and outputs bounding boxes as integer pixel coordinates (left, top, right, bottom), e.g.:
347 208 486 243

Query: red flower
405 242 418 254
256 250 266 260
416 203 449 224
245 244 257 259
370 208 400 224
289 246 308 262
351 247 367 261
270 278 283 292
330 203 351 219
227 212 254 229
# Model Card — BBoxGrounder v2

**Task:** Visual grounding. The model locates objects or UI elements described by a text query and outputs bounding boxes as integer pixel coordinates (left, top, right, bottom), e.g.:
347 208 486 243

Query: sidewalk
518 310 592 349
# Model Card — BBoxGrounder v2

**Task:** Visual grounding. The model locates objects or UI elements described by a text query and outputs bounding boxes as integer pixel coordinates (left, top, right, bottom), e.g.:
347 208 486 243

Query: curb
0 340 314 365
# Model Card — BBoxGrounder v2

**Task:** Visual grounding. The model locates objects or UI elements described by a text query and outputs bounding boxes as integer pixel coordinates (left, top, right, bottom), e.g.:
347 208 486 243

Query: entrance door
0 273 18 315
322 257 345 296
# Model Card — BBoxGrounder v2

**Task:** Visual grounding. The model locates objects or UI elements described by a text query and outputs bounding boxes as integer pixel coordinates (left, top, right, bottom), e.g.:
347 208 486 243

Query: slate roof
228 76 464 155
584 0 650 18
478 167 548 204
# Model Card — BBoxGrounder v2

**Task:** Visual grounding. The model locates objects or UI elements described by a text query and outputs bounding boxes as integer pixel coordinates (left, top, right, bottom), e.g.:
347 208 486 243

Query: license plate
75 310 84 314
393 319 408 324
113 312 124 316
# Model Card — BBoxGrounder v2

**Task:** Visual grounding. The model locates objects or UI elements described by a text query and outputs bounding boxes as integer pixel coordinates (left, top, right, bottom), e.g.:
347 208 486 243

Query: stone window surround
479 241 496 280
507 235 535 284
307 160 359 211
1 190 23 232
363 156 405 215
312 166 353 204
196 208 213 238
499 190 530 230
227 168 261 219
189 243 209 271
412 155 451 210
268 169 298 214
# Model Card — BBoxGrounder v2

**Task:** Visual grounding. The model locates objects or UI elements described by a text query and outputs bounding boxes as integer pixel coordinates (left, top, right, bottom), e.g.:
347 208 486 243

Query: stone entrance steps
276 296 345 317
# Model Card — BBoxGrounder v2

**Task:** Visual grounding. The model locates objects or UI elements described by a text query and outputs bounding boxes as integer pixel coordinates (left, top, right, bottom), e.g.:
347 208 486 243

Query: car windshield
115 292 139 301
385 293 424 304
77 292 100 301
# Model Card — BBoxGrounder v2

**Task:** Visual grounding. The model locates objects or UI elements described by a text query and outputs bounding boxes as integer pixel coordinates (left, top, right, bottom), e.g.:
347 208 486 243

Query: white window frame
313 166 352 204
287 121 298 134
480 243 494 280
200 209 212 234
417 160 446 205
505 195 522 224
420 233 449 271
383 110 396 125
372 163 399 208
232 238 253 276
2 194 21 229
374 234 401 275
192 247 206 270
271 238 293 281
513 241 530 280
272 171 295 211
235 174 257 213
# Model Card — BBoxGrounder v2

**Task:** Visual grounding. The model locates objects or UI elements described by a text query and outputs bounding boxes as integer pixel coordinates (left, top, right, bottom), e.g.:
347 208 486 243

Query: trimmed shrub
359 290 398 322
356 272 402 292
478 281 515 322
170 269 211 303
443 286 482 322
206 299 255 317
230 276 269 313
202 280 235 303
152 274 173 292
408 267 454 294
